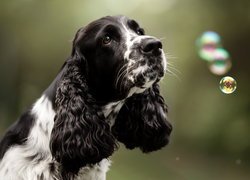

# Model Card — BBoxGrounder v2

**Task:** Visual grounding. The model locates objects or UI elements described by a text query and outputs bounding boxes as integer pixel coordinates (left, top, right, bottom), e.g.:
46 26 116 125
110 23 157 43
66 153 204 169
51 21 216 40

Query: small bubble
219 76 237 94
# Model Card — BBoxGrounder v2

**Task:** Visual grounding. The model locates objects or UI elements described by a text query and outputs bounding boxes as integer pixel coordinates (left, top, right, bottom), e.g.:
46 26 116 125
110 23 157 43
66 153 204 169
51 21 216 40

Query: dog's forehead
75 16 142 44
99 16 136 25
87 16 141 31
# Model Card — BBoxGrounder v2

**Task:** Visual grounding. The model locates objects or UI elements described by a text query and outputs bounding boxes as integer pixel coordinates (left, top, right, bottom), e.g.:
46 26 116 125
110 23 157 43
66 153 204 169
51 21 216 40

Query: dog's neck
102 100 125 126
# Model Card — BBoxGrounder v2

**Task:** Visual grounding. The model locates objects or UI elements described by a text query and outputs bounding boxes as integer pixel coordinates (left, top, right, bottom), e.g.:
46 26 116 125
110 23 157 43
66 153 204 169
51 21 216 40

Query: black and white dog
0 15 172 180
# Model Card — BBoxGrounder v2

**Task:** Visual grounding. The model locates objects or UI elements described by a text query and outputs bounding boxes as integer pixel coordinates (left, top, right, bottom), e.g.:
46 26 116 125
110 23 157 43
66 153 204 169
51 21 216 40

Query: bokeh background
0 0 250 179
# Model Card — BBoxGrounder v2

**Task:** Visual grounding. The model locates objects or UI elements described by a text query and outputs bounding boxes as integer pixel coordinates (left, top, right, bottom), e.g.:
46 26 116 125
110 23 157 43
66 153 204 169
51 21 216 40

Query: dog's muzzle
126 36 166 88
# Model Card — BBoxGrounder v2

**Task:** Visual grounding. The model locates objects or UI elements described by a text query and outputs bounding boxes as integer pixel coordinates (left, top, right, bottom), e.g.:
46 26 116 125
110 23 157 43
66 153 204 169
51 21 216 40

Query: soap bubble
197 31 221 49
198 48 216 61
197 31 227 63
209 59 232 75
219 76 237 94
208 48 232 75
213 48 230 60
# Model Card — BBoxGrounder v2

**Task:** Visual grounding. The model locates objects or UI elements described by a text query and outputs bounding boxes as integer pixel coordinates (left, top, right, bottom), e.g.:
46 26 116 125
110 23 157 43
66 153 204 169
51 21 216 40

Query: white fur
102 101 125 127
0 95 111 180
77 159 111 180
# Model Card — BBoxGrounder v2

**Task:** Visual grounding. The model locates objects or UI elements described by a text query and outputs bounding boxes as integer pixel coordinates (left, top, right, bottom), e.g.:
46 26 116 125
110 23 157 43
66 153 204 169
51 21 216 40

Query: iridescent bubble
209 59 232 75
213 48 230 60
219 76 237 94
197 31 221 49
198 48 216 61
197 31 234 77
208 48 232 75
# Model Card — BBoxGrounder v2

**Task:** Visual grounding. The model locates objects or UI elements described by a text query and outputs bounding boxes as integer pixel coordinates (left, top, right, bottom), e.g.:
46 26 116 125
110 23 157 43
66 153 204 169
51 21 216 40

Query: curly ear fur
112 83 172 153
49 55 116 174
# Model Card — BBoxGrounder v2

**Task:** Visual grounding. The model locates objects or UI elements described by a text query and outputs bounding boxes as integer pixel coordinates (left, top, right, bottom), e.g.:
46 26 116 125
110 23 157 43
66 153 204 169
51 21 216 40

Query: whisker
119 65 136 92
165 53 178 60
165 66 181 81
115 64 128 89
116 65 135 92
164 54 182 81
165 71 181 81
159 37 166 41
118 70 128 91
167 63 181 75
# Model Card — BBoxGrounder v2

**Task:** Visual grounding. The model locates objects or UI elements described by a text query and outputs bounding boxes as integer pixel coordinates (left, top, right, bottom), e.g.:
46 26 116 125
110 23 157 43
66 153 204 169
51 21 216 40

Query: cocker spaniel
0 15 172 180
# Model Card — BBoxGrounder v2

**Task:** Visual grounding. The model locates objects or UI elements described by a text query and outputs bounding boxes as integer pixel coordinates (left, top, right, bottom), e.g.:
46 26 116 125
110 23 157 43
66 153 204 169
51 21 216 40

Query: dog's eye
102 35 112 45
136 28 144 36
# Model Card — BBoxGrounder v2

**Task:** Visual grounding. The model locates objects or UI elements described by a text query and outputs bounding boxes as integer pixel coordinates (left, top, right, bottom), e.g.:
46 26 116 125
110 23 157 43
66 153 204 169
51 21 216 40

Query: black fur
71 17 131 104
0 109 35 159
112 83 172 153
50 57 117 174
0 15 172 179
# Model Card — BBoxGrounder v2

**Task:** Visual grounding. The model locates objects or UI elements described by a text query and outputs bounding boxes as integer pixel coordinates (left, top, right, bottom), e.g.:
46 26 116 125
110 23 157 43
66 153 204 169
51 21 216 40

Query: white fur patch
0 95 57 180
0 95 111 180
77 159 111 180
102 101 125 127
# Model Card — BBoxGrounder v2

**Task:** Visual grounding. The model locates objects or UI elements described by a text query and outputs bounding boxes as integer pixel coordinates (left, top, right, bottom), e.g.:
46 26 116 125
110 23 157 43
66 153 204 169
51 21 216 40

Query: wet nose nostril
142 43 154 53
141 39 162 55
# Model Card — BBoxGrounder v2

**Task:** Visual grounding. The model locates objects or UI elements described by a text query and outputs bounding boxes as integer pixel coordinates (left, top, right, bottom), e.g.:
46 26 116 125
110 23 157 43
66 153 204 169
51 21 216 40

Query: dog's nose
141 38 162 56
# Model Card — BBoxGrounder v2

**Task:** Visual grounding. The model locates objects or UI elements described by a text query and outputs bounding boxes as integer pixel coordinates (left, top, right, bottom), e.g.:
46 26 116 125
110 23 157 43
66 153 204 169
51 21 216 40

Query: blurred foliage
0 0 250 179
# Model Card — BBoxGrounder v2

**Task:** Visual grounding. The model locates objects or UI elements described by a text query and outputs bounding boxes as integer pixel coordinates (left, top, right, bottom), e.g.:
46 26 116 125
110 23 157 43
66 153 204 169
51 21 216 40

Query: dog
0 15 172 180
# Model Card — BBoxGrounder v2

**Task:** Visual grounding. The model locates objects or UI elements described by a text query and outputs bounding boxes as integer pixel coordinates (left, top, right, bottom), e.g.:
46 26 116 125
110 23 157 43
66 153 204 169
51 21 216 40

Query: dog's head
72 15 167 102
50 15 172 174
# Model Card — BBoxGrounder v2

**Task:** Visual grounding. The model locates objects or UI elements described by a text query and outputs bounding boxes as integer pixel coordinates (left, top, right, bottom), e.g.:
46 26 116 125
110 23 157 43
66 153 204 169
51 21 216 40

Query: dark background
0 0 250 179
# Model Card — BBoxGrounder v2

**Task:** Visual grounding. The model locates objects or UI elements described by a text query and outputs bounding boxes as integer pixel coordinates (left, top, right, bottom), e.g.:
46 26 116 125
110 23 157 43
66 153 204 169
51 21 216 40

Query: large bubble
197 31 221 50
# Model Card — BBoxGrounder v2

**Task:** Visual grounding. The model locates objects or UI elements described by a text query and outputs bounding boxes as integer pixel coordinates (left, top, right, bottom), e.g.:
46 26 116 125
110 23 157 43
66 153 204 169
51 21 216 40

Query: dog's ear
50 29 116 174
71 27 85 57
112 83 172 153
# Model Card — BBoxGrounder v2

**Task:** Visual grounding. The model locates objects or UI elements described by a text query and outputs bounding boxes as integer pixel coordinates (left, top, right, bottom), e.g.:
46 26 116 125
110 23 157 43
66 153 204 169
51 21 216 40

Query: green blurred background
0 0 250 179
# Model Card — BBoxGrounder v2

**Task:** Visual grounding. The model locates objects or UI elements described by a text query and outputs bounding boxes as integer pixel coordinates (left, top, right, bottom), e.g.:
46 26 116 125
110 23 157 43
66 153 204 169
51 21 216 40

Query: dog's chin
134 62 165 85
125 68 164 97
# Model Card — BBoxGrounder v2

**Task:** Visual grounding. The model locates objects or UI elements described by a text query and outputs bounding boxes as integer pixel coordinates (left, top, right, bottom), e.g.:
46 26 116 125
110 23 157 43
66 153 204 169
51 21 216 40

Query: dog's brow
127 19 140 29
102 24 121 38
103 24 118 32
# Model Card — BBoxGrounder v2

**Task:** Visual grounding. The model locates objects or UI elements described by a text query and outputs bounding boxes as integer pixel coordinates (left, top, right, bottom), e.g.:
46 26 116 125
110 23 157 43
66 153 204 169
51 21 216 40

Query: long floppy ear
112 83 172 153
50 34 116 174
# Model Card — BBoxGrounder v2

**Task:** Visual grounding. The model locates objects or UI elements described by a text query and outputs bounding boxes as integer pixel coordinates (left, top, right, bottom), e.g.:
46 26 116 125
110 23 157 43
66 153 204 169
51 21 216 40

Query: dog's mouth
130 64 164 88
